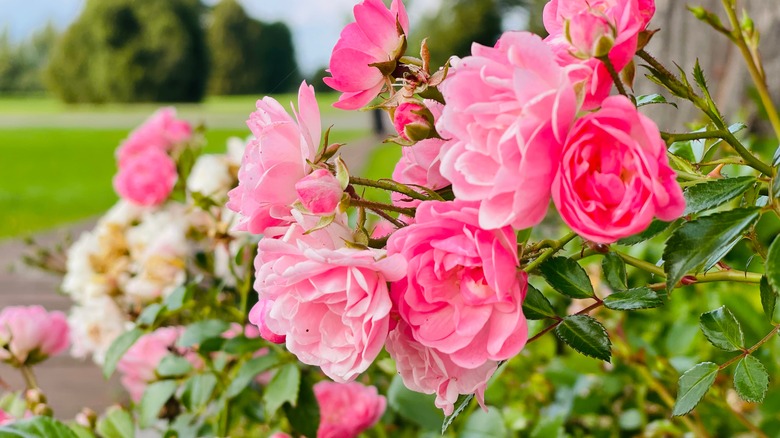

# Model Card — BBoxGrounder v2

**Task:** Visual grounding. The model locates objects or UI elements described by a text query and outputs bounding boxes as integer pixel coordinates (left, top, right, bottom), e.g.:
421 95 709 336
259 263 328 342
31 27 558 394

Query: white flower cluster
62 138 250 364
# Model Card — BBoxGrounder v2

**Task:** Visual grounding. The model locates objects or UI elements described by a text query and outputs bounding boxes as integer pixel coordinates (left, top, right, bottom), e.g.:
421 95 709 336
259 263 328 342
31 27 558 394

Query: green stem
637 49 773 176
598 56 632 102
721 1 780 145
719 324 780 370
527 300 603 343
20 366 38 390
676 170 708 182
523 232 578 273
614 251 666 278
349 177 434 201
695 269 762 284
348 198 415 217
661 129 729 143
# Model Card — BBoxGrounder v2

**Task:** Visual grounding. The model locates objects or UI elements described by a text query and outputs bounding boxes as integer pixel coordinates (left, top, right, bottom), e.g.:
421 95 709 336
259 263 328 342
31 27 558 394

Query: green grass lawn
0 126 368 239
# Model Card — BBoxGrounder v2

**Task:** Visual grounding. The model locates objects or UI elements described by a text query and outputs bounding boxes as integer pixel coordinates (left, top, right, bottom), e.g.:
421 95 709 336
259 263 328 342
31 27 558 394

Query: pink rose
0 306 69 366
248 299 286 344
0 408 13 425
324 0 409 110
566 9 616 59
546 35 613 110
387 200 529 369
393 102 438 141
113 148 178 207
116 107 192 163
552 95 685 243
252 224 406 382
543 0 651 69
117 327 201 402
437 32 577 230
314 381 386 438
295 169 343 215
227 82 321 235
386 322 497 415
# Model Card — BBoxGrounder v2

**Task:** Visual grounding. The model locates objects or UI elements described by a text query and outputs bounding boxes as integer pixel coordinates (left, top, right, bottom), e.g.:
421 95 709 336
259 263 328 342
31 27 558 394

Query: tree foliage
45 0 209 103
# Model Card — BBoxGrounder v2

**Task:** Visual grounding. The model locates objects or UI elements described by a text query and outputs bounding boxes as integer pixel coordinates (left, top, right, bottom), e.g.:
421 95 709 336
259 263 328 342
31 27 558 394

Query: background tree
0 25 58 94
45 0 209 103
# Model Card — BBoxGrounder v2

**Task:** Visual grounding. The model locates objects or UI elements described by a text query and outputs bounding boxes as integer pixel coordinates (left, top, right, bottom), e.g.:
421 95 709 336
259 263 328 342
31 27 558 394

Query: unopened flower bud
565 10 616 59
295 169 343 216
31 403 52 417
75 408 97 429
393 102 435 142
24 388 46 405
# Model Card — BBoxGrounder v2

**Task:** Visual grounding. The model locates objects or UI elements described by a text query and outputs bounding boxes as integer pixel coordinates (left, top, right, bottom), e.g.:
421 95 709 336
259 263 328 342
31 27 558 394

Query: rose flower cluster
226 0 684 415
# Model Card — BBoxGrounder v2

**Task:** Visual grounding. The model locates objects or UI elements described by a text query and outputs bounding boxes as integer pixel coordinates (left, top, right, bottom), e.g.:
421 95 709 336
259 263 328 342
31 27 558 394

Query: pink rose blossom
248 299 286 344
324 0 409 110
552 95 685 243
113 148 178 207
546 35 613 110
116 107 192 163
437 32 578 230
0 306 69 366
566 10 616 59
295 169 343 215
543 0 652 69
0 408 13 425
314 381 386 438
387 200 529 369
252 223 406 382
393 102 438 141
227 81 321 235
386 322 497 415
117 327 201 402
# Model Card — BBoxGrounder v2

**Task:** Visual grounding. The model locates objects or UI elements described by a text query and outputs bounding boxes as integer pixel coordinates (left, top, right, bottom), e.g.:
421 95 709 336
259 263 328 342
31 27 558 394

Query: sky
0 0 445 75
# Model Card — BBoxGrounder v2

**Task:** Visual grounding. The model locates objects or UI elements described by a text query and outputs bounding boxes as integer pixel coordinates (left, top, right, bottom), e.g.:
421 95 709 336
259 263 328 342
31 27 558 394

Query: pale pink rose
391 138 449 209
295 169 343 215
116 107 192 163
0 306 69 366
437 32 578 230
543 0 651 69
252 225 406 382
0 408 13 425
552 96 685 243
113 148 177 207
387 200 528 369
566 10 615 59
248 299 286 344
227 82 321 235
386 322 497 415
117 327 201 402
370 219 397 239
314 381 386 438
324 0 409 110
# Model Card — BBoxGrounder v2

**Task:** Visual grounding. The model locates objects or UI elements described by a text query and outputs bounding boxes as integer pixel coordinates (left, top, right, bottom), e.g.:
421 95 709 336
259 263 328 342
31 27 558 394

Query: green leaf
734 355 769 403
263 363 300 418
760 276 778 322
767 237 780 313
521 284 557 320
441 394 474 434
163 285 191 312
136 303 164 327
284 374 320 438
669 140 698 162
636 93 677 108
539 257 595 299
96 406 134 438
618 220 675 245
68 424 95 438
602 252 628 291
0 417 79 438
156 354 194 378
663 208 761 291
672 362 719 416
682 176 755 215
177 320 230 348
103 328 144 379
139 380 178 428
181 373 218 411
699 306 744 351
226 354 281 398
387 375 444 432
603 288 664 310
222 335 268 356
555 315 612 362
460 407 508 438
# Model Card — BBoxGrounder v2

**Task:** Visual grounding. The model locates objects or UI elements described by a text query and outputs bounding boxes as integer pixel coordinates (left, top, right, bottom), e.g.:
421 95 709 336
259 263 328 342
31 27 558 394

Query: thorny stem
661 129 730 143
637 49 774 176
349 176 432 201
599 56 632 102
721 0 780 145
523 232 578 273
348 199 415 217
